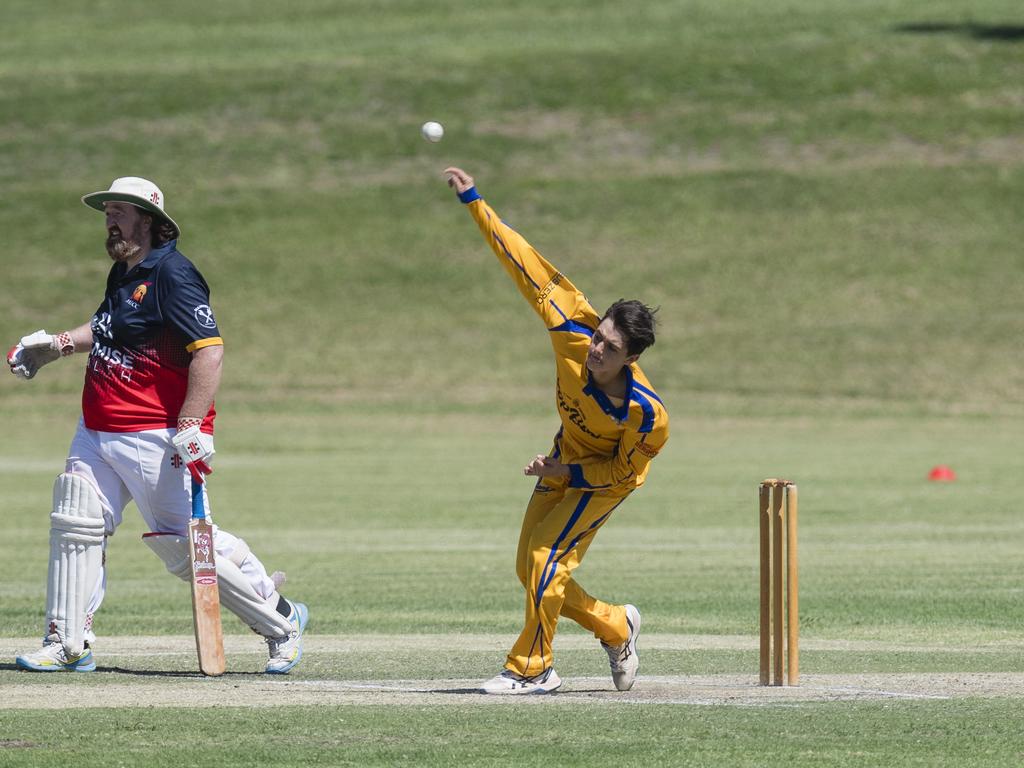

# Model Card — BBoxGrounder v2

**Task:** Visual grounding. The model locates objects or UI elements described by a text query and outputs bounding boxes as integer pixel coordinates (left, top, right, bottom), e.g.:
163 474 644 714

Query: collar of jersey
582 364 634 423
135 239 177 269
118 240 177 280
115 241 175 284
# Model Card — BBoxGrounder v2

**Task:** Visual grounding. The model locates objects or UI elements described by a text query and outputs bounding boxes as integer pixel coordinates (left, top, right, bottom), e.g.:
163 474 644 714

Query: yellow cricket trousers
505 484 631 677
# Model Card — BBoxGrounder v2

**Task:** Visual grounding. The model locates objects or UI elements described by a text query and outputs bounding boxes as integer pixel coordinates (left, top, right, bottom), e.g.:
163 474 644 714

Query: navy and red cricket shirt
82 240 222 434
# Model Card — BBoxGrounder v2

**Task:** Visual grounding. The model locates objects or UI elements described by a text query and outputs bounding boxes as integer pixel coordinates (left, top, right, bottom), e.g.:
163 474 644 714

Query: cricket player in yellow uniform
444 167 669 695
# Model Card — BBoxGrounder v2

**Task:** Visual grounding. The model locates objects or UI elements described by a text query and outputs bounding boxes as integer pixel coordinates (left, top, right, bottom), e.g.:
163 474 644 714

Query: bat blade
189 482 225 676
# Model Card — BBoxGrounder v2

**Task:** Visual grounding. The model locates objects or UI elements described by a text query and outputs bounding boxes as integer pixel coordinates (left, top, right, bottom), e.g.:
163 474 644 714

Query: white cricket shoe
16 634 96 672
265 601 309 675
602 603 641 691
480 667 562 695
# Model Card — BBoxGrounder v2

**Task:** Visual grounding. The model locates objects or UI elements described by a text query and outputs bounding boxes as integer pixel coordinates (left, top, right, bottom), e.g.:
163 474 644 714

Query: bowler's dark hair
601 299 659 356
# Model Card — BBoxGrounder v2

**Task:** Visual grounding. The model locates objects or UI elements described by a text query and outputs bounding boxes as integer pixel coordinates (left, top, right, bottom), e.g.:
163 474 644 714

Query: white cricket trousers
63 420 279 630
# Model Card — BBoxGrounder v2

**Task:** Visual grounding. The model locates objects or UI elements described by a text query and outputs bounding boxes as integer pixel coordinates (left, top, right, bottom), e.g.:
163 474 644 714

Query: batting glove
7 330 75 379
172 420 215 484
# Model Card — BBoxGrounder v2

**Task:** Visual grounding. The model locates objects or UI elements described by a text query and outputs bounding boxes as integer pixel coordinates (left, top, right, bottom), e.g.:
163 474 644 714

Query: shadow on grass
0 663 212 678
97 666 265 678
1 663 296 679
894 22 1024 41
427 685 613 695
0 662 266 678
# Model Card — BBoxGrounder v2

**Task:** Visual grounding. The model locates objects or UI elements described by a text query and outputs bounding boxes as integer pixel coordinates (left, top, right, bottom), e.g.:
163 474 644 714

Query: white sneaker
265 601 308 674
480 667 562 695
16 634 96 672
602 604 641 691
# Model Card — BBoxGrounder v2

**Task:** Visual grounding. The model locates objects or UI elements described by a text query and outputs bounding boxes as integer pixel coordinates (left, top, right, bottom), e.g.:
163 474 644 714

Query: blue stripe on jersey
632 380 665 407
489 225 541 290
534 492 593 608
458 187 482 203
547 301 595 336
548 319 595 336
568 463 612 489
548 301 594 335
567 464 588 488
550 300 568 322
630 388 656 434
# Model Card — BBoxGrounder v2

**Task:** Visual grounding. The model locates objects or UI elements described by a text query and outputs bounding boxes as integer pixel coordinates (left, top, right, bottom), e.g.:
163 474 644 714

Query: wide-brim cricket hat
81 176 180 238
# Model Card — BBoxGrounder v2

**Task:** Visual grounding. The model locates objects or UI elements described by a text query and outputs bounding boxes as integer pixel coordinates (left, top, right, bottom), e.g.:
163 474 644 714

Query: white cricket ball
421 121 444 143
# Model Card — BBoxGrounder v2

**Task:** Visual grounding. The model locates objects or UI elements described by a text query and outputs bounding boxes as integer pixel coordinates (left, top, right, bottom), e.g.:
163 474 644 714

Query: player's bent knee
143 533 292 638
142 533 192 580
527 546 555 574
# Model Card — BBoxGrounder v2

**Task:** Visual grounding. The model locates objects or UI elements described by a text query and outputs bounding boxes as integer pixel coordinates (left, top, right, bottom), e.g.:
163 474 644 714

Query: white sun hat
81 177 180 238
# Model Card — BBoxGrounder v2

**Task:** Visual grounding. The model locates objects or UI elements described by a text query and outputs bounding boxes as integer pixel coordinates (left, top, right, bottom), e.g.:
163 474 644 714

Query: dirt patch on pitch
2 635 1022 709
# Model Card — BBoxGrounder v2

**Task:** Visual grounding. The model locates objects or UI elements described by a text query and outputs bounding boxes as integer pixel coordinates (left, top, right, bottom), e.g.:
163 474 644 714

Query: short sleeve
161 261 223 352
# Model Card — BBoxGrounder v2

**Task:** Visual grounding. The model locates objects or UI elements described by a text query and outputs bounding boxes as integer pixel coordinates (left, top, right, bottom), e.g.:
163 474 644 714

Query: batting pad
142 532 192 579
143 533 293 638
48 473 105 657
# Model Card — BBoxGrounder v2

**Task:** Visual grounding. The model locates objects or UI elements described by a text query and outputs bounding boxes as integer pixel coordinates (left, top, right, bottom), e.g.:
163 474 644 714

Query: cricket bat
188 478 226 676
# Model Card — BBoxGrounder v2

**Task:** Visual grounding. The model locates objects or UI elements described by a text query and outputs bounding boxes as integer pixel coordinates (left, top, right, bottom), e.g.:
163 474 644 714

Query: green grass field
2 1 1023 765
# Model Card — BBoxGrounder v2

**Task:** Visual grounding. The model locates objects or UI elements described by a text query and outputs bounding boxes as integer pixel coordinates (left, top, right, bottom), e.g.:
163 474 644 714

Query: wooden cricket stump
759 479 798 686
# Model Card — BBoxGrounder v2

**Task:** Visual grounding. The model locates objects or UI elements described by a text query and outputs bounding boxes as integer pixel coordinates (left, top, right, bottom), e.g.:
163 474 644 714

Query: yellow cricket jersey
461 187 669 497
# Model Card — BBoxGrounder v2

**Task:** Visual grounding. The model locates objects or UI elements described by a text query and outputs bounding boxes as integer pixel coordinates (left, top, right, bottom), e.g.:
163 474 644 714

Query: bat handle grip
191 478 205 520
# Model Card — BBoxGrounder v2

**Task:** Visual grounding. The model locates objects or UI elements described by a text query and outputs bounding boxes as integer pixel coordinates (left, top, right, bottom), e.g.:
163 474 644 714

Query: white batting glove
171 420 215 484
7 330 74 380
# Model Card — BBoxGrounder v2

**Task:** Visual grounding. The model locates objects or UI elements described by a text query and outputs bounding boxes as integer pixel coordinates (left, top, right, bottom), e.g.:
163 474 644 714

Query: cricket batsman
7 177 308 674
444 167 669 694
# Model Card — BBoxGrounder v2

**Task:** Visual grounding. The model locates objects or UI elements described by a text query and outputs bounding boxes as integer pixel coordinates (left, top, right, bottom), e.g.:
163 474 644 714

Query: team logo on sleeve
193 305 217 328
635 441 660 459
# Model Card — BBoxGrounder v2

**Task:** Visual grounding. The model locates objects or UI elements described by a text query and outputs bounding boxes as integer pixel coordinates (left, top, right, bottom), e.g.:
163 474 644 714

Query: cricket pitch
2 634 1021 709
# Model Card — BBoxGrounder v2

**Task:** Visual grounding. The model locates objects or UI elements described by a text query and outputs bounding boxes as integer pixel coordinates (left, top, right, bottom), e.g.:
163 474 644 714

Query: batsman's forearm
180 345 223 419
67 323 94 353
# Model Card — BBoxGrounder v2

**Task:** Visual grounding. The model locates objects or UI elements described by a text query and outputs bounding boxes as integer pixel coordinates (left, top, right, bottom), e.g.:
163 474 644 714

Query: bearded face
103 203 150 263
106 230 140 262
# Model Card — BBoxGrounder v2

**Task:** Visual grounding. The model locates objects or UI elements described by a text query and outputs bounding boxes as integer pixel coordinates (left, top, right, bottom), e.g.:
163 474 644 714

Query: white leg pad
142 533 192 580
48 473 105 658
226 537 250 567
143 533 293 638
